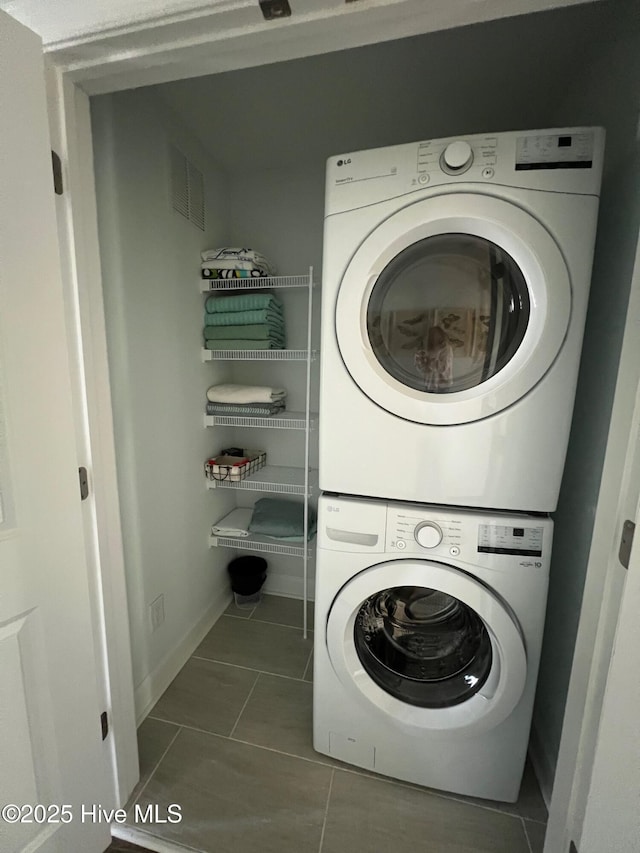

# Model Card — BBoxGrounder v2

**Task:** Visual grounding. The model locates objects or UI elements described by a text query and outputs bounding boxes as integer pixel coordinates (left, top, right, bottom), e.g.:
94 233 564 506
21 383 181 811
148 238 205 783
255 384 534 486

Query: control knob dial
442 140 473 172
414 521 443 549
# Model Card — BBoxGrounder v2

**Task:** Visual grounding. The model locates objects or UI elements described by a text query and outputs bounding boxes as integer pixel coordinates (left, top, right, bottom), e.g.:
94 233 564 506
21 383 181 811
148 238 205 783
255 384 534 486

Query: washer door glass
367 234 530 393
354 585 492 708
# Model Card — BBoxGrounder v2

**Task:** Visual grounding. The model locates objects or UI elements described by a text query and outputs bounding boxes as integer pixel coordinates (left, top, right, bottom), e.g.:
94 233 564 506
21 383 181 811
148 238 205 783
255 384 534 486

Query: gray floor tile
322 770 531 853
303 650 313 682
125 717 180 808
232 673 317 761
251 594 314 629
224 598 255 618
149 657 258 736
524 820 546 853
137 717 180 783
232 673 369 772
449 759 548 823
195 615 313 678
135 727 332 853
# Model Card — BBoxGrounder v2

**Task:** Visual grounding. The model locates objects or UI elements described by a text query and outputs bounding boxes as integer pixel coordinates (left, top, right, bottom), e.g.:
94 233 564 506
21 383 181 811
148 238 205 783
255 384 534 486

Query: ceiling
143 0 613 173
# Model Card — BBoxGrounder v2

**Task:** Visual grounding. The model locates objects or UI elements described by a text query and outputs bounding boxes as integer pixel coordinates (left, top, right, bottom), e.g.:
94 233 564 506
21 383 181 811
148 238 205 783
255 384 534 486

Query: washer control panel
385 503 549 565
388 508 463 557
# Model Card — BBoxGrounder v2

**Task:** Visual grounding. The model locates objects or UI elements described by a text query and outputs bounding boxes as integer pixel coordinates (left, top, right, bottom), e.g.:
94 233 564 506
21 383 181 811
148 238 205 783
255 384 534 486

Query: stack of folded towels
204 292 286 351
206 384 287 417
211 499 317 542
201 247 276 280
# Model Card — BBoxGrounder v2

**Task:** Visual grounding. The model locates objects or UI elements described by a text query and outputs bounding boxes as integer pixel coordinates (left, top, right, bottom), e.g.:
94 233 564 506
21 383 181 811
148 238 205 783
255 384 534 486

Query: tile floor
123 595 547 853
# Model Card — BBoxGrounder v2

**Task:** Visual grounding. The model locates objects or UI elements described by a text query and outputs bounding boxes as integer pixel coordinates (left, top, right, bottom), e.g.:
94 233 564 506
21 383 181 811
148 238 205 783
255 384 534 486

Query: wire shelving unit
205 267 317 637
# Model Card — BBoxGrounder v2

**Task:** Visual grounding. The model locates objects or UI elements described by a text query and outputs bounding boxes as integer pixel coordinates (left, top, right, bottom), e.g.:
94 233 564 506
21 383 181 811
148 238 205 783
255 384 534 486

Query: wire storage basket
204 449 266 482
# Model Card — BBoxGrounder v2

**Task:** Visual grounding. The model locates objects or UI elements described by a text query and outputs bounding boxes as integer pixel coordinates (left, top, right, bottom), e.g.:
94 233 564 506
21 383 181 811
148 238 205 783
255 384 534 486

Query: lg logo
327 506 340 513
336 158 352 167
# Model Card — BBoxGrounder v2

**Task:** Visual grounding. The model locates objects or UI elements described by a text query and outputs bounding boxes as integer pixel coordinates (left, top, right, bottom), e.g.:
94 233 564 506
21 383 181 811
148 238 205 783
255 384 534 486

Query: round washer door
336 192 571 425
326 560 527 734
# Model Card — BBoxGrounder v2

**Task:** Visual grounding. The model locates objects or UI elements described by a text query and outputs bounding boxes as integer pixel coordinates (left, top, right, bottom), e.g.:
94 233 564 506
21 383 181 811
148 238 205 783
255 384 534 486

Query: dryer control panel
324 126 605 218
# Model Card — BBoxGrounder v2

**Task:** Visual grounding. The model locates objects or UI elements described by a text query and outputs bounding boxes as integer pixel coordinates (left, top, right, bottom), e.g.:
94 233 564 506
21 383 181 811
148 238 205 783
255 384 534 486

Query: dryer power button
414 522 443 549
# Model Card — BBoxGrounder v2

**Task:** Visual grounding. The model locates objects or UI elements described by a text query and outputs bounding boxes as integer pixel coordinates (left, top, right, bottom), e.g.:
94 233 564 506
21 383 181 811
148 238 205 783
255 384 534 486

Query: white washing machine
319 127 605 512
313 494 552 801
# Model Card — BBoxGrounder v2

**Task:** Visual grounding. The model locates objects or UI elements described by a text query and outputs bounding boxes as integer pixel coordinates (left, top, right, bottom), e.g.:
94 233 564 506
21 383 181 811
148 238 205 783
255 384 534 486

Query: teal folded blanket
248 498 317 542
205 339 284 350
203 322 284 343
203 308 283 327
205 293 283 314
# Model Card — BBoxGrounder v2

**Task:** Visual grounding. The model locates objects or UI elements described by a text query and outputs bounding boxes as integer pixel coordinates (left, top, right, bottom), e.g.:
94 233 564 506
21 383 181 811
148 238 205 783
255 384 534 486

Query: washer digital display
477 524 543 556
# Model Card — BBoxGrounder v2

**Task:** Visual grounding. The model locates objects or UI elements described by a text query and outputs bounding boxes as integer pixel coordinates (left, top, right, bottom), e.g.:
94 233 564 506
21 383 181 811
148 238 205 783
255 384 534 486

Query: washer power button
396 539 407 550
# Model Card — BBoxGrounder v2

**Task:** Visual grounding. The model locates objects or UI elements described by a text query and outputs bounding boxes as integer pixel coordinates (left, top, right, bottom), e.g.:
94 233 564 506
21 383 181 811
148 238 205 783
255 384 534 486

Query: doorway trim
43 3 640 843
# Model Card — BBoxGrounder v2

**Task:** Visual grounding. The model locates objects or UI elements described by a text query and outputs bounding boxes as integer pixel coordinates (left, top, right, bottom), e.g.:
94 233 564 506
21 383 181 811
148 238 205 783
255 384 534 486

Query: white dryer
313 494 552 802
319 127 605 512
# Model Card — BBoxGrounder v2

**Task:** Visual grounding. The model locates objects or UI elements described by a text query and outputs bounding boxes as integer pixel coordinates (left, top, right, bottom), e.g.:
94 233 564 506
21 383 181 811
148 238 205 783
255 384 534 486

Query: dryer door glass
366 234 530 393
354 585 492 707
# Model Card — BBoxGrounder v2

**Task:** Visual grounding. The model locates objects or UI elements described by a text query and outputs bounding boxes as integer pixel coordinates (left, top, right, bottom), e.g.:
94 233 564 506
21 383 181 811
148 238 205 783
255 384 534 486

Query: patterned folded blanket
205 339 284 350
200 248 276 276
205 293 283 314
202 268 269 279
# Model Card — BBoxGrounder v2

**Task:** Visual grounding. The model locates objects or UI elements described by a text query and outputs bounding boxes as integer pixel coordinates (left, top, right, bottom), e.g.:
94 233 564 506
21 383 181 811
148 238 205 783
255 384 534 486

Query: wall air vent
188 161 205 231
169 145 205 231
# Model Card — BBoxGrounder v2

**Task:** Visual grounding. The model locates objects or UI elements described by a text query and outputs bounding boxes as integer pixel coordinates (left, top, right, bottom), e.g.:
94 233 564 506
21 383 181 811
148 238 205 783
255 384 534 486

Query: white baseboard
529 720 556 810
134 587 231 724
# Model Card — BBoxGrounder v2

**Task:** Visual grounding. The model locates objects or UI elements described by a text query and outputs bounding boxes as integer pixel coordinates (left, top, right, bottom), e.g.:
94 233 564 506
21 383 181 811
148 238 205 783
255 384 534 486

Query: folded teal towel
205 339 284 350
203 308 283 327
248 498 317 541
203 323 283 341
205 293 282 314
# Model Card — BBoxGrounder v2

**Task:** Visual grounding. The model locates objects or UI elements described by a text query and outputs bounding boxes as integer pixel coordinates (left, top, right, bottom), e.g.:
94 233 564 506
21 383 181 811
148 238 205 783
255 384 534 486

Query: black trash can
227 555 267 608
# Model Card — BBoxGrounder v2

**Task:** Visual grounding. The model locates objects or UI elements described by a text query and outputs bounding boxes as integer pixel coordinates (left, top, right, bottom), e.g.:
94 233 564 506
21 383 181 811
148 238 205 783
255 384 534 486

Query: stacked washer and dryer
313 128 605 801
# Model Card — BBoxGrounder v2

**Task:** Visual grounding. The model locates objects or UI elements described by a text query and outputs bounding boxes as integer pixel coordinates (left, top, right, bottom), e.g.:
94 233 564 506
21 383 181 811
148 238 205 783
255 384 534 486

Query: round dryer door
336 192 571 425
326 559 527 734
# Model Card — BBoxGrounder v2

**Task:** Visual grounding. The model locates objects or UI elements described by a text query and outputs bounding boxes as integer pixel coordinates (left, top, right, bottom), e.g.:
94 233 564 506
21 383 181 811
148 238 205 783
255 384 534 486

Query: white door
0 10 112 853
336 193 571 424
578 491 640 852
326 560 527 734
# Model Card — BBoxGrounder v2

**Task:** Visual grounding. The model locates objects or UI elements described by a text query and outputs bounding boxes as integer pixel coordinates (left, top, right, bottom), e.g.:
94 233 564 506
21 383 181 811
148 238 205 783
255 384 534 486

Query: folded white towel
211 508 253 538
207 384 286 404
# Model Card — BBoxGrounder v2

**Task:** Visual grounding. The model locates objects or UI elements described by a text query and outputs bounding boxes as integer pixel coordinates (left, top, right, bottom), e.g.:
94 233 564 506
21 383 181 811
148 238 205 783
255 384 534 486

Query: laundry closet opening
88 0 640 848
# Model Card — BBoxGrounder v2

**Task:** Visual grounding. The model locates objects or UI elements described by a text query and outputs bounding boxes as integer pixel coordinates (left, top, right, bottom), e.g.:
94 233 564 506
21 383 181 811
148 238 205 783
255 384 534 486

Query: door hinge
51 150 63 195
619 519 635 569
100 711 109 741
78 467 89 501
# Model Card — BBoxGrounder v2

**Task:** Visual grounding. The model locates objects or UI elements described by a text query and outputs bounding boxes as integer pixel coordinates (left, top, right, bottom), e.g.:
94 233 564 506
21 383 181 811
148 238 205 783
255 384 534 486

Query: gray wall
91 88 235 715
533 0 640 789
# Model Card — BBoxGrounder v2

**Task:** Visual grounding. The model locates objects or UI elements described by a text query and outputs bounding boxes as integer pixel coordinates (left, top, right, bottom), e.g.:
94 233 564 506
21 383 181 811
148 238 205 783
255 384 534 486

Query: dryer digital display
477 524 543 556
